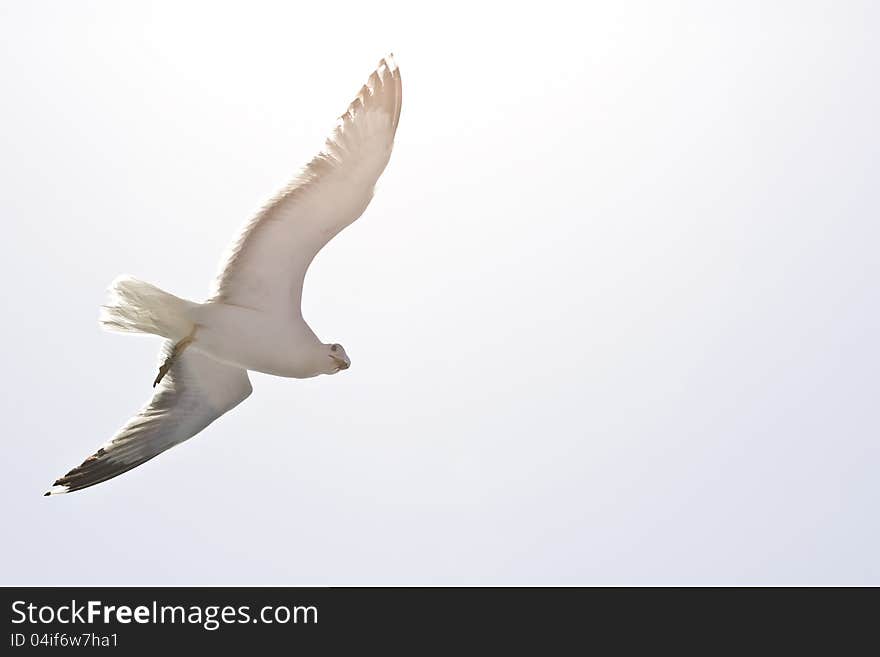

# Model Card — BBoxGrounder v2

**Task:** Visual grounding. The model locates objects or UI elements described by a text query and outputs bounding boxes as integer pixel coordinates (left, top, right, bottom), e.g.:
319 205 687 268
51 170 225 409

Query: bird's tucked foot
153 328 196 387
153 357 174 388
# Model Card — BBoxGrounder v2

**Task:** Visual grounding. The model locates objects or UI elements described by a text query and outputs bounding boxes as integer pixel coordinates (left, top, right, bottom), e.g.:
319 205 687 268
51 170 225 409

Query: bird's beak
331 355 350 370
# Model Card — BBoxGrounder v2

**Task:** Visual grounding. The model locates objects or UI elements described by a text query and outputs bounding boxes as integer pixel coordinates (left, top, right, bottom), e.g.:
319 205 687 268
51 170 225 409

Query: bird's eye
331 344 338 352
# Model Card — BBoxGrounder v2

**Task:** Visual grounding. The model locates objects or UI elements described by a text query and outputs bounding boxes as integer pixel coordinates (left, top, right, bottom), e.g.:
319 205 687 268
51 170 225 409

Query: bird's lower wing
46 345 252 495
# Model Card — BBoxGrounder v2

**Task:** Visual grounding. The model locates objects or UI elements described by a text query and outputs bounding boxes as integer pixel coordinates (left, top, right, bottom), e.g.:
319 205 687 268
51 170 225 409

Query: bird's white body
47 55 402 495
191 302 325 379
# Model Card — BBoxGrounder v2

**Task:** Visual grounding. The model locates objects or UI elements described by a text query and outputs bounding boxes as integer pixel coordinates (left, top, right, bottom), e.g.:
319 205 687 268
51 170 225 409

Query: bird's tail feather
100 276 196 341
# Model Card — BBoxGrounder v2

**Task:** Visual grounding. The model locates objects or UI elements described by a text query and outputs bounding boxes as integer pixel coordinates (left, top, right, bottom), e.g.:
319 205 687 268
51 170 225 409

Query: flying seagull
45 55 402 495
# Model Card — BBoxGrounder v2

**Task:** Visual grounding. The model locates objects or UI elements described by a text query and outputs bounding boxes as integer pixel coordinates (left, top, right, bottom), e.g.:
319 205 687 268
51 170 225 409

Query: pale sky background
1 1 877 585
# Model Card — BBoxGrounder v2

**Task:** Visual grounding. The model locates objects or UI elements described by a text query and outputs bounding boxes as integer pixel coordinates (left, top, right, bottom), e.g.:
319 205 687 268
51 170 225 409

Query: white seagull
46 55 403 495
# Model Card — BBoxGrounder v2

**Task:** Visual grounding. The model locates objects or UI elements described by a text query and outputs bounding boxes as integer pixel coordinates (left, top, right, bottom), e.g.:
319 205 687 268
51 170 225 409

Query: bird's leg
153 327 197 387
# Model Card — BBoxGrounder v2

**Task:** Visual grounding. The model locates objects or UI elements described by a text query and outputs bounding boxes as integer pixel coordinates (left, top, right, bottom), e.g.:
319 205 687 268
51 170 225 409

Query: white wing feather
211 55 402 312
46 346 252 495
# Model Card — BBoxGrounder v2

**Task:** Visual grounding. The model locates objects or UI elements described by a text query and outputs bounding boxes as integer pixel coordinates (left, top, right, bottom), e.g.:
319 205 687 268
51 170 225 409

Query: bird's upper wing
211 55 402 312
46 345 252 495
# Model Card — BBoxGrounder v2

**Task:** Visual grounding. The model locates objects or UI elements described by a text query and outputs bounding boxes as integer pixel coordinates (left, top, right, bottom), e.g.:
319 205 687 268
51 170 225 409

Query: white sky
1 0 878 584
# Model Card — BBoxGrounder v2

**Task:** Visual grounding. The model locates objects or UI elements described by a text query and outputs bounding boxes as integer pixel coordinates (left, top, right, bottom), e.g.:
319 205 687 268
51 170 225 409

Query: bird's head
323 343 351 374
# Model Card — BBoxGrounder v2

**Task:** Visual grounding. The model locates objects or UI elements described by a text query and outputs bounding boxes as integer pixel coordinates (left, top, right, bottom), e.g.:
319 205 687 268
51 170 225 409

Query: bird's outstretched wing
211 55 402 312
45 346 252 495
